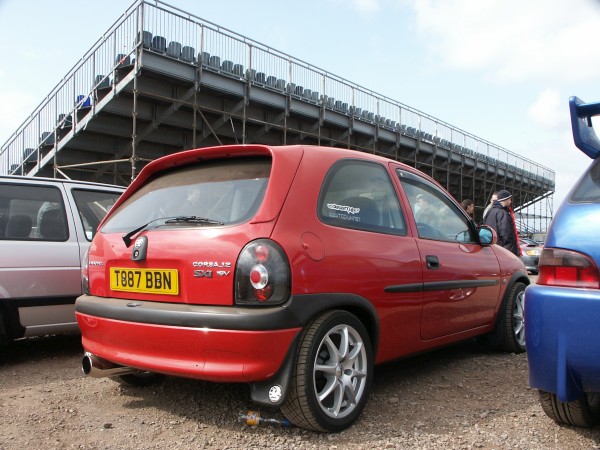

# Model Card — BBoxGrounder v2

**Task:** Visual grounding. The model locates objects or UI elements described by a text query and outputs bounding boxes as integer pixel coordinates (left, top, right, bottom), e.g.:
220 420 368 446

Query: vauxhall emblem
131 235 148 261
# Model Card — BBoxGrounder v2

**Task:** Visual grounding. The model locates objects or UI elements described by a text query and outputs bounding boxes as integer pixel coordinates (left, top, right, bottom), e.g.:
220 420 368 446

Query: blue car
525 96 600 427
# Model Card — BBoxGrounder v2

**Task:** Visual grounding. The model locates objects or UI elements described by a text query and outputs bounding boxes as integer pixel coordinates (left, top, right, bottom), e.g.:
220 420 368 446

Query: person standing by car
483 189 521 256
482 191 497 221
461 198 475 219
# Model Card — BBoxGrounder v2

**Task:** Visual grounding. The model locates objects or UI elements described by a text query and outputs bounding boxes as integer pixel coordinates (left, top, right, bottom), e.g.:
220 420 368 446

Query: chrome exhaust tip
82 352 139 378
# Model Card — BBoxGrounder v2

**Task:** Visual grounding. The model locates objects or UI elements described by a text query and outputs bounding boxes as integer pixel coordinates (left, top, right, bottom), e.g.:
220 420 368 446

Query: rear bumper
525 284 600 401
76 295 302 382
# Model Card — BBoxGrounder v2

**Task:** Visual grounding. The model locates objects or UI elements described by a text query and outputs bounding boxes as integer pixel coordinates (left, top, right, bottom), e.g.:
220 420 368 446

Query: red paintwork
88 223 274 304
79 144 527 380
77 312 300 381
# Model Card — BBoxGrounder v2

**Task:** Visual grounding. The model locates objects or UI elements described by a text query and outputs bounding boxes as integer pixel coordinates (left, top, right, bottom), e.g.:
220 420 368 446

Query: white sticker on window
327 203 362 222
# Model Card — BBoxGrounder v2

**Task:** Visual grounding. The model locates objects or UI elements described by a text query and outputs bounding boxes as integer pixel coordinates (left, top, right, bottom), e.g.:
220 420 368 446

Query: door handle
426 255 439 270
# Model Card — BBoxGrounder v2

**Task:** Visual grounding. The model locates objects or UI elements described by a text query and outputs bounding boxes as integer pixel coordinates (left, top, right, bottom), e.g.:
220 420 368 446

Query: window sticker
326 203 362 222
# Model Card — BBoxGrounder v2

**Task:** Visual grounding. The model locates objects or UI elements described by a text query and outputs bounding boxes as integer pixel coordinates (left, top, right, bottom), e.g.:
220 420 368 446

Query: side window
72 189 122 241
318 160 406 235
397 170 475 242
0 183 68 241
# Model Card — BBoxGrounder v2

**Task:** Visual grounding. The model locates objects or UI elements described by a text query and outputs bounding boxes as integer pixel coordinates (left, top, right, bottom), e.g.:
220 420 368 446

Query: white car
0 175 123 345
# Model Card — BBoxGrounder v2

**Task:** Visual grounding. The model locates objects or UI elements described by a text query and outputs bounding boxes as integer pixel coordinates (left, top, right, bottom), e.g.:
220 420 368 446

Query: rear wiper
122 216 224 247
164 216 224 225
122 217 166 247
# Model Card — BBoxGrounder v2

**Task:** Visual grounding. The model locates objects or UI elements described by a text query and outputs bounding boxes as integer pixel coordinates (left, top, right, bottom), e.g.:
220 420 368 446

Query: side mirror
478 225 497 246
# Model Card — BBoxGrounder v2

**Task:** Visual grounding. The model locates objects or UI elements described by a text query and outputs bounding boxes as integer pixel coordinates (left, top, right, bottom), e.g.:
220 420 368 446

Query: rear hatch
546 156 600 263
87 146 302 306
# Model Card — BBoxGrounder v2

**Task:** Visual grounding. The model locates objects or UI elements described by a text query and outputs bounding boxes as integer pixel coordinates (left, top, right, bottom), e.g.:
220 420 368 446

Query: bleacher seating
221 60 234 74
266 76 277 88
198 51 210 65
208 55 221 70
151 36 167 53
94 75 111 90
0 18 552 236
167 41 182 59
40 132 55 147
76 95 92 108
140 31 152 49
116 54 131 66
181 46 195 63
232 64 244 77
255 72 266 84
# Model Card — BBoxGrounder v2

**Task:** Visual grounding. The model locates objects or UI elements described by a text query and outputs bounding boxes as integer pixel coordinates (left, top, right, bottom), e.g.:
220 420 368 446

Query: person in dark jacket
483 189 521 256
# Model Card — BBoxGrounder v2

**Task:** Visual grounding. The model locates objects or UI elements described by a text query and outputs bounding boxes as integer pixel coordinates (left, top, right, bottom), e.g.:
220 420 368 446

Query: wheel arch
285 293 380 355
249 293 380 408
480 271 529 352
498 271 529 313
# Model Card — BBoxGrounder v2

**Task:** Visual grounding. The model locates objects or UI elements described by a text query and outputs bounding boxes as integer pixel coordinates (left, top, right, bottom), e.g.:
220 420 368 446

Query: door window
0 183 68 241
397 170 475 242
72 189 121 240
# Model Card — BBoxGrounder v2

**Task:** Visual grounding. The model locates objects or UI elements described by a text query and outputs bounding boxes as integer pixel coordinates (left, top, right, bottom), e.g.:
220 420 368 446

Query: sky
0 0 599 209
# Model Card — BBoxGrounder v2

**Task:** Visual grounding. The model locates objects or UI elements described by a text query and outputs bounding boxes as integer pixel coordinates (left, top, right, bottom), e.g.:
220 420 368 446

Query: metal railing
0 0 555 189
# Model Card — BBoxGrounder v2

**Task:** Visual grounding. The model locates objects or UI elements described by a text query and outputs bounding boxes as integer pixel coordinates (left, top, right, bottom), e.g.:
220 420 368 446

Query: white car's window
318 159 407 235
71 189 122 241
0 183 68 241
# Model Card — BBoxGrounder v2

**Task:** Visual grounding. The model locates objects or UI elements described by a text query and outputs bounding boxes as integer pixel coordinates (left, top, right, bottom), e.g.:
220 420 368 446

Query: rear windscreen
101 157 271 233
569 158 600 203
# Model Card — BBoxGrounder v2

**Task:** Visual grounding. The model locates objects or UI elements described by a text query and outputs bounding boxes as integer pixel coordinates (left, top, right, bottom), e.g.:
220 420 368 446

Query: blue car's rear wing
570 96 600 159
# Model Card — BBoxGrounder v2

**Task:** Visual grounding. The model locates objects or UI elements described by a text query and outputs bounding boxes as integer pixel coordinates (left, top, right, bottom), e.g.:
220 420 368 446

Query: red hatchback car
76 144 529 432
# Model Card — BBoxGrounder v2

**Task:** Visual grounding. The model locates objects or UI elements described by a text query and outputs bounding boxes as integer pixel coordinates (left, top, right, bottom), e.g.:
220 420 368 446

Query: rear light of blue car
235 239 291 305
537 248 600 289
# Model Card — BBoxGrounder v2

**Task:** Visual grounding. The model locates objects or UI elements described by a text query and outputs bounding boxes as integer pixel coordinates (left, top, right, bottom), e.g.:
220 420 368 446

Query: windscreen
569 158 600 203
101 157 271 233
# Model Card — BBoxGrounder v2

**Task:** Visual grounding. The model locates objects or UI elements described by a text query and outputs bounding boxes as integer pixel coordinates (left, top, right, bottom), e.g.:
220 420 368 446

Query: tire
502 281 526 352
482 281 526 353
113 372 164 387
281 310 373 432
539 390 600 427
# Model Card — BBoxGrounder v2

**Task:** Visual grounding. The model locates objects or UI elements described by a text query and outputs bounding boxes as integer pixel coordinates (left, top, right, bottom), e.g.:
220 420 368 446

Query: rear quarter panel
270 149 425 363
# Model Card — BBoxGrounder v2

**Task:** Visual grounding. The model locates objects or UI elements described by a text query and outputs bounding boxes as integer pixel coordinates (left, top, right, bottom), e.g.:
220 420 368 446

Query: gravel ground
1 330 600 450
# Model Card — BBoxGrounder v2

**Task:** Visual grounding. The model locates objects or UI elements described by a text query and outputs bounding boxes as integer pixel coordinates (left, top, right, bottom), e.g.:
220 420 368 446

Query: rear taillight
537 248 600 289
81 249 90 295
235 239 290 305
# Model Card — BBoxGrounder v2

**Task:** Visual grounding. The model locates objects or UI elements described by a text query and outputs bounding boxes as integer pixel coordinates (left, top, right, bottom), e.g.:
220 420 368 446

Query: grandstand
0 0 554 230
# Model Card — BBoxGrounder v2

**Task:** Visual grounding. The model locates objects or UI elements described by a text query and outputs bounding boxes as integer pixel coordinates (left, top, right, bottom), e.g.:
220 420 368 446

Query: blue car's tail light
537 248 600 289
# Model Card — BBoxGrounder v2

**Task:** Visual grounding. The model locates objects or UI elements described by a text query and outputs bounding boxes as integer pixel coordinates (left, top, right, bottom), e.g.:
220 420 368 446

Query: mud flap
249 338 298 406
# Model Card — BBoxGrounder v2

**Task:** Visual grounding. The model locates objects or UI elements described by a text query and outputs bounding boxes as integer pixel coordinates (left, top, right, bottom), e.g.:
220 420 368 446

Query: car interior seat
38 208 67 240
6 214 32 238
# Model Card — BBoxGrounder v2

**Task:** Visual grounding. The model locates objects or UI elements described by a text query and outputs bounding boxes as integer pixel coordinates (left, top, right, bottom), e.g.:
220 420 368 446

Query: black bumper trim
76 292 380 355
76 295 302 331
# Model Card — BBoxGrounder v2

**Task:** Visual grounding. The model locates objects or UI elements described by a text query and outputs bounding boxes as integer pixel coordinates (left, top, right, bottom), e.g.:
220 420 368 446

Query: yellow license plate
110 268 179 295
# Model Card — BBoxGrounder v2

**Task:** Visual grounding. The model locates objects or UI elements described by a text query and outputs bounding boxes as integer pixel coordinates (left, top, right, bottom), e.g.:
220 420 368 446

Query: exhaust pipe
82 352 140 378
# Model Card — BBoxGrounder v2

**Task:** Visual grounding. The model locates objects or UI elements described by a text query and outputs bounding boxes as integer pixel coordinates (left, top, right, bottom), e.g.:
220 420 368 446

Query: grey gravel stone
1 333 600 449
